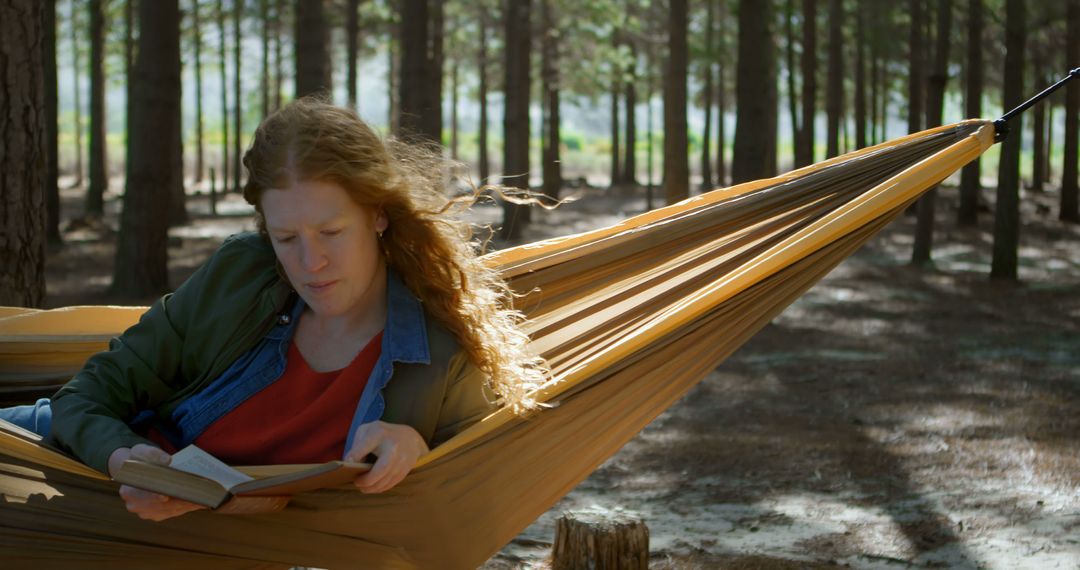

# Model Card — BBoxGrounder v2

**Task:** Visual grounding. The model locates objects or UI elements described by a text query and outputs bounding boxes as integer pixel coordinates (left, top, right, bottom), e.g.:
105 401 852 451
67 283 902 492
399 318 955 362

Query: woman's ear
375 210 389 233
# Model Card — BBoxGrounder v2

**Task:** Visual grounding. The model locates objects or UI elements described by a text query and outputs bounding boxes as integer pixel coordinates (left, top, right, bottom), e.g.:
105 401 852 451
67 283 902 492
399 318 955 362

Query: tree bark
623 42 638 186
957 0 982 226
218 0 229 198
853 5 866 149
1 0 47 307
113 0 180 296
430 0 444 142
477 8 489 183
784 0 800 164
347 0 360 109
1030 72 1045 193
795 0 816 168
907 0 924 135
610 63 620 188
540 0 560 199
1061 0 1080 223
295 0 331 97
716 62 726 186
193 0 205 183
700 0 714 189
663 0 689 204
388 0 399 133
990 0 1024 280
451 60 460 159
399 0 438 141
45 0 62 247
551 509 649 570
499 0 531 240
70 0 84 187
824 0 842 158
733 0 776 183
232 0 242 194
261 0 270 118
87 0 107 217
273 0 283 112
912 0 951 265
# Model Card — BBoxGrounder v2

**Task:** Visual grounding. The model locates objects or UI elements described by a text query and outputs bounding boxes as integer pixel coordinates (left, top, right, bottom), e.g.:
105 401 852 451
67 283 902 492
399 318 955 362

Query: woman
4 98 544 521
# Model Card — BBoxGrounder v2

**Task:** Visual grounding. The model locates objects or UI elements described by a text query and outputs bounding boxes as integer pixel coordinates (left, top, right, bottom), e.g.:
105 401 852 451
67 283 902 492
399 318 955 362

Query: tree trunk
87 0 107 217
907 0 924 135
784 0 800 164
540 0 560 199
399 0 437 141
990 0 1024 280
912 0 951 265
868 18 878 146
1030 75 1045 193
477 9 489 183
388 1 399 133
261 0 270 118
623 41 638 186
347 0 360 109
499 0 531 240
113 0 181 296
700 0 714 189
232 0 243 194
733 0 776 183
429 0 444 143
663 0 689 204
274 0 283 111
1 0 47 307
193 0 205 183
218 0 229 199
45 0 62 247
295 0 331 97
125 0 135 187
1061 0 1079 223
610 73 620 188
854 5 866 150
824 0 842 158
451 60 460 159
70 0 84 187
795 0 816 168
958 0 982 226
716 62 726 186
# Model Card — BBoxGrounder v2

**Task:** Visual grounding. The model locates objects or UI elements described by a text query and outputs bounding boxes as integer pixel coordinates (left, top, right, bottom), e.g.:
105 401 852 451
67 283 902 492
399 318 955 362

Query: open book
112 445 372 510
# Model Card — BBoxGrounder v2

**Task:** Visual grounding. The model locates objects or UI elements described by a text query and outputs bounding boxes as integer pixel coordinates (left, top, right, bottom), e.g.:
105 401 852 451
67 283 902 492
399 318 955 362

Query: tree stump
551 507 649 570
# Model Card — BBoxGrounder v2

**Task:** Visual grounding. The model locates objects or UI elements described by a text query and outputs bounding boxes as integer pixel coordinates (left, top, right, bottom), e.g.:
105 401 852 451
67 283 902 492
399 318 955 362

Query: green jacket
51 232 495 473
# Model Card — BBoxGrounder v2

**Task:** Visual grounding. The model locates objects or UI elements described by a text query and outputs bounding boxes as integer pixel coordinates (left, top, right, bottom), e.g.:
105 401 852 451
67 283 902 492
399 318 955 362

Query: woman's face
261 179 389 318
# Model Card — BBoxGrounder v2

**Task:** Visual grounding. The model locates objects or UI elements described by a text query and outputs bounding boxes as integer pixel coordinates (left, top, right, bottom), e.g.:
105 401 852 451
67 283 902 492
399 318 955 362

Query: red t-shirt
187 331 384 465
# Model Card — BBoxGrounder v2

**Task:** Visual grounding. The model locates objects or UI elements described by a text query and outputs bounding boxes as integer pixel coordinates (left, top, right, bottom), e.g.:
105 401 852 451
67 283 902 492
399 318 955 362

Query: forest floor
44 177 1079 569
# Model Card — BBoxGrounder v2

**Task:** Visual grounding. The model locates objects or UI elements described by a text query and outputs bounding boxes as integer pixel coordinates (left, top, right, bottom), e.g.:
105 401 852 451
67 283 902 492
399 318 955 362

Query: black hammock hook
994 67 1080 142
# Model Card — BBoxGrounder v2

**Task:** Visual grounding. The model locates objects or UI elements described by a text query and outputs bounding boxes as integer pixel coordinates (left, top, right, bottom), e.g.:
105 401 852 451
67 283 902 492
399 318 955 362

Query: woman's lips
306 280 338 293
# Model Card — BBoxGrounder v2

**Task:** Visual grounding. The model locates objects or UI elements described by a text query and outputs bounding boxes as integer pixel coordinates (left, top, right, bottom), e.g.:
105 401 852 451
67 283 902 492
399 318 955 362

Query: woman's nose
299 238 329 272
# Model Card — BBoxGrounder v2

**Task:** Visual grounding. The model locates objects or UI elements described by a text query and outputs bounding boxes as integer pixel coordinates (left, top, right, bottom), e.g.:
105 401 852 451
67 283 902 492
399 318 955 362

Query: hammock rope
0 121 995 568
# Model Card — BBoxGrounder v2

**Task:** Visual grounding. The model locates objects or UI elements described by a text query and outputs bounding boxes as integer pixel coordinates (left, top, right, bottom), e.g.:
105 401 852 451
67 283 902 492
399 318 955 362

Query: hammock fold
0 121 995 569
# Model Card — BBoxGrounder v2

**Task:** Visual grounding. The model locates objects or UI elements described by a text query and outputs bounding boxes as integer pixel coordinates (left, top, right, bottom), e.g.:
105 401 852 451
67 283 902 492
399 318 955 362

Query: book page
169 445 253 490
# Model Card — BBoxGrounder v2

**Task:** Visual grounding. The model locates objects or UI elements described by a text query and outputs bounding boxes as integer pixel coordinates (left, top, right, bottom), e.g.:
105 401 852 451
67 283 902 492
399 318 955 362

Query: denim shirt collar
264 267 430 366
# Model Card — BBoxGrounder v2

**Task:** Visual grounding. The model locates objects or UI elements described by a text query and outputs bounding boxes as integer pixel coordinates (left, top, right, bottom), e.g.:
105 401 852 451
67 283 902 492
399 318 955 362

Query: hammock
0 121 995 568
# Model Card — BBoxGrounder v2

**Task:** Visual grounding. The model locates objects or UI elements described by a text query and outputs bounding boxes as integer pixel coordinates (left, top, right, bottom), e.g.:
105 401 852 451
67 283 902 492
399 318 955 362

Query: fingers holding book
109 443 207 521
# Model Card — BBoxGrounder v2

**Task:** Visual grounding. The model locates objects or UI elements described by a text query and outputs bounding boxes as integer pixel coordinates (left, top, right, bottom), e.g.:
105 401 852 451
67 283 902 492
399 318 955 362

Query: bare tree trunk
540 0 560 199
716 63 726 186
700 0 714 189
399 0 439 141
125 0 135 183
907 0 924 135
274 0 283 111
347 0 360 109
1061 0 1079 223
499 0 531 240
664 0 689 203
912 0 951 265
232 0 242 194
261 0 270 118
388 1 399 133
87 0 107 217
451 61 460 159
733 0 776 183
1 0 47 306
990 0 1024 280
958 0 982 225
795 0 815 168
869 19 878 145
295 0 331 97
70 0 84 187
218 0 229 198
623 42 638 186
854 6 866 150
610 69 620 188
193 0 205 183
1030 70 1045 193
785 0 800 163
824 0 842 158
46 0 62 247
430 0 444 142
477 9 489 183
113 0 180 296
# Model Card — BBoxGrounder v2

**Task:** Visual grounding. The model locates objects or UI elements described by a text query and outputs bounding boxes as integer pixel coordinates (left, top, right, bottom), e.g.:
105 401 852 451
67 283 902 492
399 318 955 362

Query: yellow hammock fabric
0 121 995 569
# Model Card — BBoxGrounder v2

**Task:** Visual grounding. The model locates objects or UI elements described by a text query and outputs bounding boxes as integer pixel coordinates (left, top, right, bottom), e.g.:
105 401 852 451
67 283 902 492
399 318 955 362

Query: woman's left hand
345 421 429 493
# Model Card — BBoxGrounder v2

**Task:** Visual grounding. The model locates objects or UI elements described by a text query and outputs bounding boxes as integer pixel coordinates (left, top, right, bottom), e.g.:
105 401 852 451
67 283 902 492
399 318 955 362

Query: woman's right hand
108 444 207 521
